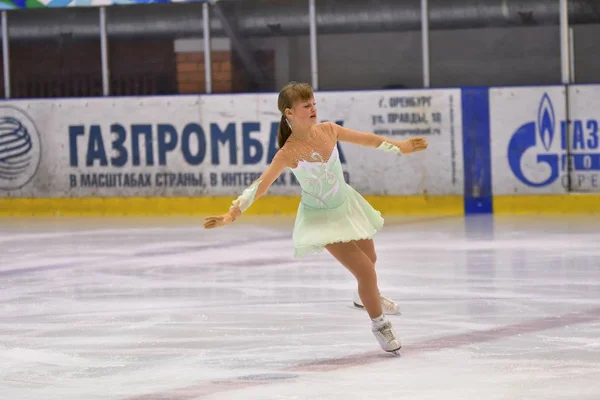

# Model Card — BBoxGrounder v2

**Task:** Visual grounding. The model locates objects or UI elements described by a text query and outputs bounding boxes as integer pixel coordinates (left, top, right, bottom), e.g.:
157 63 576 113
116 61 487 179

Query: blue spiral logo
0 107 40 190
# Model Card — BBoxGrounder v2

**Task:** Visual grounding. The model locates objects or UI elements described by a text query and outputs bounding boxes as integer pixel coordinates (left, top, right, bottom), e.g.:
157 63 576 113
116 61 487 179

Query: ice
1 214 599 399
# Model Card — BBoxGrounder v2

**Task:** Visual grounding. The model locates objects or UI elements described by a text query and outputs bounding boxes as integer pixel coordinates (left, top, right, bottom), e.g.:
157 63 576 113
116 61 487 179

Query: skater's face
285 96 317 129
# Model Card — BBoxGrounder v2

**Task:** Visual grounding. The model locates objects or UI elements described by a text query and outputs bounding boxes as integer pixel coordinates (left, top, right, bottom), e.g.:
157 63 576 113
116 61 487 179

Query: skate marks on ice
0 214 454 279
127 374 300 400
126 306 600 400
0 233 292 278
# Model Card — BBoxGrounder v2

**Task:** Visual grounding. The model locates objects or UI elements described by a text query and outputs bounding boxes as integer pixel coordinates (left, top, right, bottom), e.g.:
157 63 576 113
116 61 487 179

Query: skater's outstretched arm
203 153 289 229
328 122 428 155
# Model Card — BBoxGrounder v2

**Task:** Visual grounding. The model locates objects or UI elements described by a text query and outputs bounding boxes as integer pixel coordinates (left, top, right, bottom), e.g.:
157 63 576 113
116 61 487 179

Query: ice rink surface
1 214 599 400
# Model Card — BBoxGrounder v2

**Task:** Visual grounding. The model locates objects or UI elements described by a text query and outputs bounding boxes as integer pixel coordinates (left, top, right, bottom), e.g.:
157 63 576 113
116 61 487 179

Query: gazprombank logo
0 106 41 190
507 93 560 187
508 92 600 189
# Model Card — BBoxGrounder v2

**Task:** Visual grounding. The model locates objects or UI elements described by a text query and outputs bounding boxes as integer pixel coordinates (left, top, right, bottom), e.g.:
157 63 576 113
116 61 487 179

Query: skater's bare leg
354 238 400 315
355 239 377 266
326 241 382 319
326 241 401 353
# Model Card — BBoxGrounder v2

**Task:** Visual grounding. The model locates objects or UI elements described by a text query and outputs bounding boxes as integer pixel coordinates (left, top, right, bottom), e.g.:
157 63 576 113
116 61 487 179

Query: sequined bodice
290 144 348 209
274 123 352 210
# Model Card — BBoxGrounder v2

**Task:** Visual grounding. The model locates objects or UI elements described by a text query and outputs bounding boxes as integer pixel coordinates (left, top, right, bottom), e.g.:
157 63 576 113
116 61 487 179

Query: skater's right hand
203 202 241 229
203 213 235 229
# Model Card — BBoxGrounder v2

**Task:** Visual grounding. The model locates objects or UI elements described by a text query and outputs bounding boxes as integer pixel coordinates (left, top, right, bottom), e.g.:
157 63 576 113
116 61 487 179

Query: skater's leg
325 241 382 319
326 240 402 353
355 239 376 266
351 239 376 307
353 238 400 315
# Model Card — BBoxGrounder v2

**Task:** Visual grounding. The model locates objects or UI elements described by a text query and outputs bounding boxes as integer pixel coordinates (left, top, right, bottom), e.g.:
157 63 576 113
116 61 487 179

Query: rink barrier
0 91 462 214
2 84 600 216
461 87 493 215
477 84 600 214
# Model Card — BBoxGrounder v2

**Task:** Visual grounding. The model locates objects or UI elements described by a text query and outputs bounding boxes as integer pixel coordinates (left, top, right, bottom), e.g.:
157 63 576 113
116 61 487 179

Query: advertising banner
490 86 569 195
0 0 206 11
0 89 462 198
565 85 600 193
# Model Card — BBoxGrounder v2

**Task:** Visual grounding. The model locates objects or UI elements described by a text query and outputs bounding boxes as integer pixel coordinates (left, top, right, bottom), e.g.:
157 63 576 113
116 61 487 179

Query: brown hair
277 81 314 148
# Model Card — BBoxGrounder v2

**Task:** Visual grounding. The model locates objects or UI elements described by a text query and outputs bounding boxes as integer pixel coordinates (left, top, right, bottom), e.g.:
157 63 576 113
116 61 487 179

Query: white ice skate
372 321 402 354
353 292 401 315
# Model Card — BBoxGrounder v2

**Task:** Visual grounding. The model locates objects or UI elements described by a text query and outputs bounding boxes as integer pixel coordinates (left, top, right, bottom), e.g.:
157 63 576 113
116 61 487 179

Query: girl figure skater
204 82 428 354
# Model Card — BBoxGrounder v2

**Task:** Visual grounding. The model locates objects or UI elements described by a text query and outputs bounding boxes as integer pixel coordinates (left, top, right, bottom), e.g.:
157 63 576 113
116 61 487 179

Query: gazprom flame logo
537 93 555 151
508 93 560 187
0 106 41 190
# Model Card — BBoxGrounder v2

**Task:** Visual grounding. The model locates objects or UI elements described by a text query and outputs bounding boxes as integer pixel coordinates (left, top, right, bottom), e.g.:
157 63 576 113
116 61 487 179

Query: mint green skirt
292 185 384 257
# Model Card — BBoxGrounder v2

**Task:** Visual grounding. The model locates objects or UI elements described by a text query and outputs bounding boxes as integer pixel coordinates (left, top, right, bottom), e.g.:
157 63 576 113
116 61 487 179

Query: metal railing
0 0 578 98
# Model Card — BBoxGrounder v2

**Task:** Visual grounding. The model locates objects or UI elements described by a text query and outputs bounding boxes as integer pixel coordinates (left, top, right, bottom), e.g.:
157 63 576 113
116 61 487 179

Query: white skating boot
371 317 402 354
353 291 401 315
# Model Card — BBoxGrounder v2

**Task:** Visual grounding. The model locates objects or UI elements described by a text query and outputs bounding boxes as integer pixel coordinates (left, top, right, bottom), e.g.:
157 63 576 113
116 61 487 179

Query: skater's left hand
399 137 428 154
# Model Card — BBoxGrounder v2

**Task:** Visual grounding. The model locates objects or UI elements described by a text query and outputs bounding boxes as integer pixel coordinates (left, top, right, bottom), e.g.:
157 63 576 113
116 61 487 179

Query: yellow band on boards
493 194 600 214
1 194 600 216
0 195 463 216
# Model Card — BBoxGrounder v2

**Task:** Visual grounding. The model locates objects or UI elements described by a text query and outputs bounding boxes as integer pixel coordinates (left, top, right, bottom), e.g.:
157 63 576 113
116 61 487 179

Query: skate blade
353 302 365 309
386 346 402 356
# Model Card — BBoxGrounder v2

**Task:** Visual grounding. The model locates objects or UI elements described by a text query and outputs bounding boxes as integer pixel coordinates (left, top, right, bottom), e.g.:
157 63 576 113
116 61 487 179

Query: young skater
204 82 428 354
